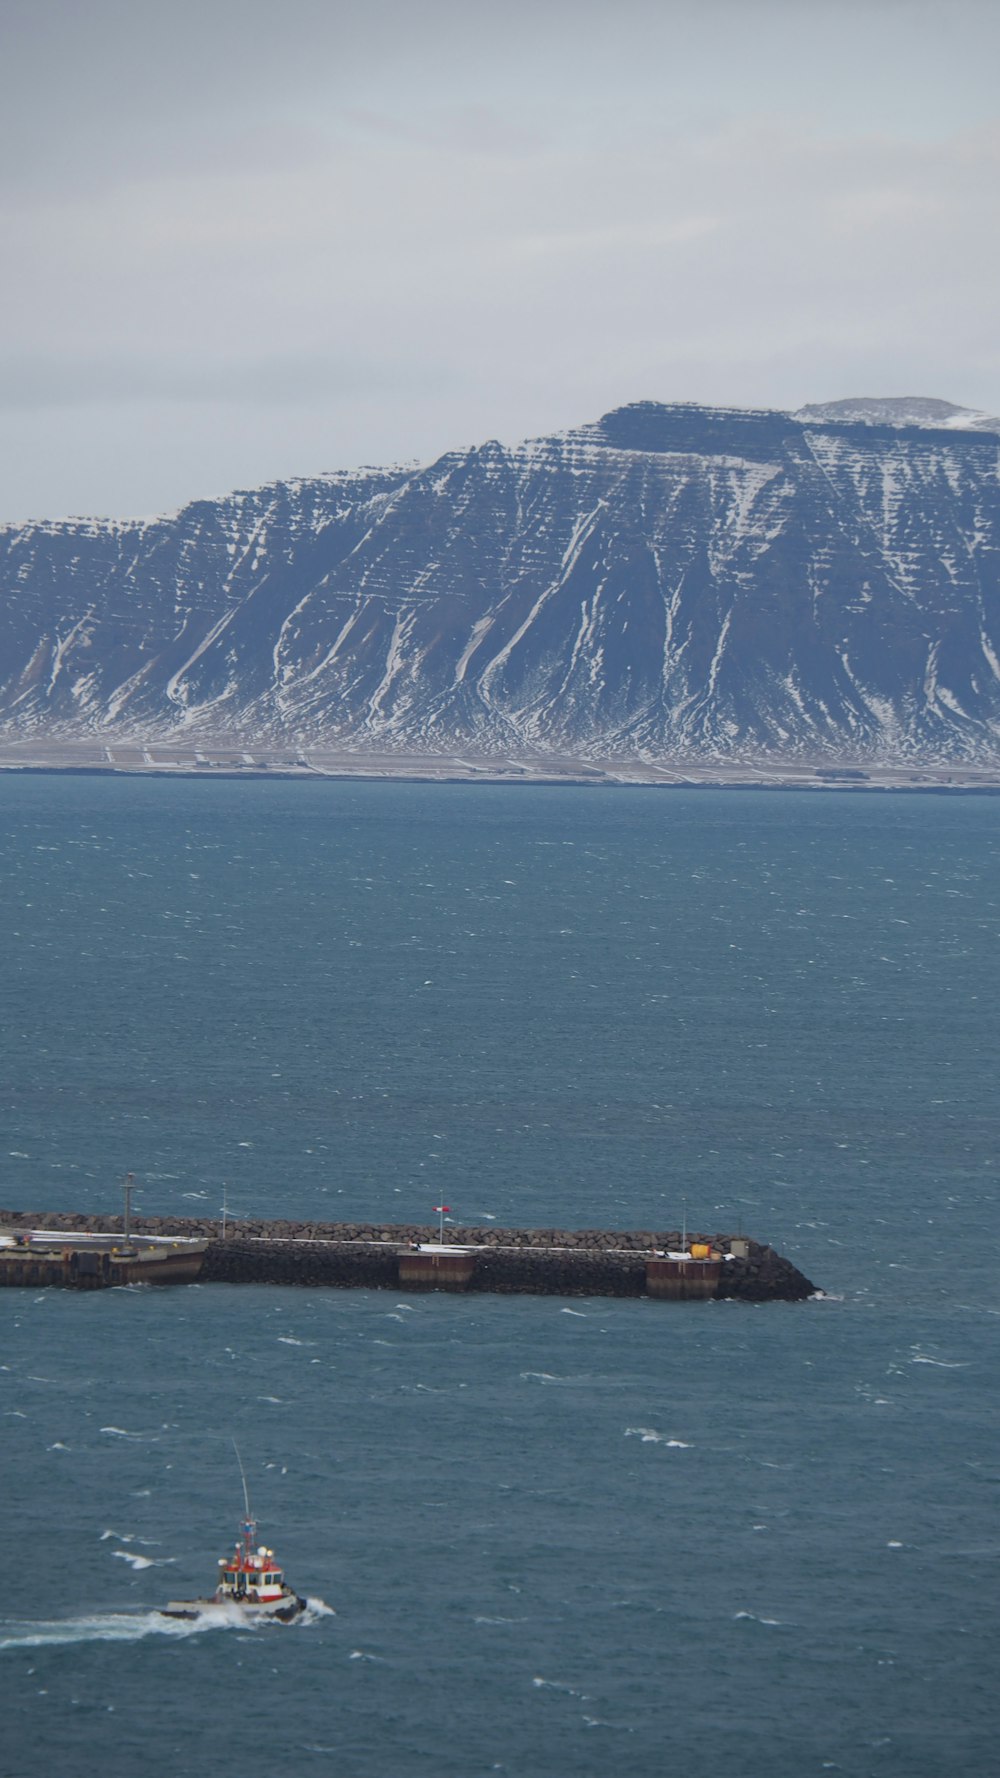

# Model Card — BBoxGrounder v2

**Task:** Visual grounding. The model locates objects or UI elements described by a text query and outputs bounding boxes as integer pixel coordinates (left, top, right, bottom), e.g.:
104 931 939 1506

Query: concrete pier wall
0 1212 816 1301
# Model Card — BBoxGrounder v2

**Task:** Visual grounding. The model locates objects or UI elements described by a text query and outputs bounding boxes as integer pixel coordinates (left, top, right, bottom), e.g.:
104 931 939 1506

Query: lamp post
122 1172 137 1253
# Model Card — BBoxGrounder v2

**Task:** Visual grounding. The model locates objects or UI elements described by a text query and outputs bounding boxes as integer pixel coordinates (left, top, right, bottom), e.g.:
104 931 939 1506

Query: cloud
2 0 999 519
0 352 448 411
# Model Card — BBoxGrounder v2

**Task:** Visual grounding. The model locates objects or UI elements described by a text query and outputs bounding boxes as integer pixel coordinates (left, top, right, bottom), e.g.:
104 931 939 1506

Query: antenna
233 1438 253 1523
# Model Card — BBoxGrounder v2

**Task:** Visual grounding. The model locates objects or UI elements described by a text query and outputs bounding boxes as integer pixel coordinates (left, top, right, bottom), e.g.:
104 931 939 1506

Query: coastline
0 739 998 793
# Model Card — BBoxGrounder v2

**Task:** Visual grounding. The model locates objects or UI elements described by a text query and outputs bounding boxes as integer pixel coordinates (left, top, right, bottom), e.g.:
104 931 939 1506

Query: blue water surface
0 779 997 1777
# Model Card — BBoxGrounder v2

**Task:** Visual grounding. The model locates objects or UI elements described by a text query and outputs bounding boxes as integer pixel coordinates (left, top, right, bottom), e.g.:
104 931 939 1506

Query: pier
0 1212 816 1300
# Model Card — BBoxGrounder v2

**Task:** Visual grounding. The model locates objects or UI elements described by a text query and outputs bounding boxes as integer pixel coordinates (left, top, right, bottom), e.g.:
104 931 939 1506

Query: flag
433 1206 450 1214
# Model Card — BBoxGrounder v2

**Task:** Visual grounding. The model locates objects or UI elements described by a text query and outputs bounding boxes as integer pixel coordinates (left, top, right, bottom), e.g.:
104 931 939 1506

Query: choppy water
0 778 997 1777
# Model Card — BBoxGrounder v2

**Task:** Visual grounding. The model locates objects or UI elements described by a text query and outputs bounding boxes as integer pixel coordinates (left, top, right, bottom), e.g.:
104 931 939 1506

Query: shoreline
0 743 998 793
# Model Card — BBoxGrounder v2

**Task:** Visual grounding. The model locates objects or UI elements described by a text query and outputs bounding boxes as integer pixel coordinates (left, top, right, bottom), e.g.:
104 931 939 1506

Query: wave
0 1610 235 1650
532 1676 589 1699
0 1597 333 1651
111 1551 175 1571
302 1598 335 1620
625 1427 690 1447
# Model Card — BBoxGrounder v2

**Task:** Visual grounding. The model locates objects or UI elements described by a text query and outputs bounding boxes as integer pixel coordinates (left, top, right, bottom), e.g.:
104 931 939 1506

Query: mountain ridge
2 398 999 769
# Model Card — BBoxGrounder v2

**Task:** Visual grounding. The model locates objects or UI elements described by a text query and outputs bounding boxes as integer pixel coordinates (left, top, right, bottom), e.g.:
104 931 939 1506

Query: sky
2 0 999 522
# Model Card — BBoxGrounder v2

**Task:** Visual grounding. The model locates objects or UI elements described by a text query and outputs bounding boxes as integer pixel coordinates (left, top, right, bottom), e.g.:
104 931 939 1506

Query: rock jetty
0 1211 816 1301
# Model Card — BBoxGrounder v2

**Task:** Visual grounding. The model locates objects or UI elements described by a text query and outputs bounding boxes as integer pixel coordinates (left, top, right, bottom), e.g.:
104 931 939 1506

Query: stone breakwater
0 1211 816 1301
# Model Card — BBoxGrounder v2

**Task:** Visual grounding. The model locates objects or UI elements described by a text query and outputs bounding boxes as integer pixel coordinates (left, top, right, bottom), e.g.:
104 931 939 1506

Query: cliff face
2 400 1000 765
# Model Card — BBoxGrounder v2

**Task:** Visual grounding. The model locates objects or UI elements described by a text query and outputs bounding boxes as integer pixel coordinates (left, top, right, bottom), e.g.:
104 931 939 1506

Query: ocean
0 777 997 1777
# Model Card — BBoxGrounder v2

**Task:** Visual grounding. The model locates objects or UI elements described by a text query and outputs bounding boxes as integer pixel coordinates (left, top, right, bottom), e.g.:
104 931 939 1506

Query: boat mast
233 1439 256 1559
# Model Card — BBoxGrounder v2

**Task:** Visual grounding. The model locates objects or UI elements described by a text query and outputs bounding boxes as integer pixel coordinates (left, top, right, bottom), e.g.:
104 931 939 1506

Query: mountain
2 399 1000 770
794 397 1000 432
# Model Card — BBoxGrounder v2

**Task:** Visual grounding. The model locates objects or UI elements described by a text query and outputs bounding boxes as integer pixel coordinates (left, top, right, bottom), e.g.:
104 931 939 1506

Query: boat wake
0 1597 333 1651
0 1610 231 1650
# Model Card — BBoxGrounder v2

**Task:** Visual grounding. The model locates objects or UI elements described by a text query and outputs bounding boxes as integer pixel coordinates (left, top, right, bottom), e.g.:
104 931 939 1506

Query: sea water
0 778 997 1777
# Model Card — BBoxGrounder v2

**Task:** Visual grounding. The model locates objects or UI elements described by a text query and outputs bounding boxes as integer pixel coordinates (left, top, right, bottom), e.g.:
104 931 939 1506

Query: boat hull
160 1593 308 1624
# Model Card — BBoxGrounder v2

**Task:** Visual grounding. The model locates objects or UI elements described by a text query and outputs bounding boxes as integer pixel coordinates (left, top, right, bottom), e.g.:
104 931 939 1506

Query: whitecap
111 1551 174 1572
624 1427 690 1447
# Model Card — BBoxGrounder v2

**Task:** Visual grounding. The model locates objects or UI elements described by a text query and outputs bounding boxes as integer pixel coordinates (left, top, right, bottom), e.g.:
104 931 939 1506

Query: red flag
433 1205 450 1214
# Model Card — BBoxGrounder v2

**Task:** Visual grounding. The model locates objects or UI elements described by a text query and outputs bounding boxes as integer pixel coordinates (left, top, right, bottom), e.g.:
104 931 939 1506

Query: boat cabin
217 1532 287 1602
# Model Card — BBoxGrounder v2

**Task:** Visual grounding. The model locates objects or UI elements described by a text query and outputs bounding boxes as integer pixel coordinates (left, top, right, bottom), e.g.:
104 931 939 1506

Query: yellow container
689 1242 711 1259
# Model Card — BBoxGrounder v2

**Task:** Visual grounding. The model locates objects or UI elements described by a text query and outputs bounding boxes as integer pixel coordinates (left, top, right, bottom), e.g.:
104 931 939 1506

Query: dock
0 1213 815 1301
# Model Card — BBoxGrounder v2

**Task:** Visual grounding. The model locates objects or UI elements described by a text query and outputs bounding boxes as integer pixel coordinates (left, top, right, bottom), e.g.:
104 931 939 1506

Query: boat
160 1452 307 1624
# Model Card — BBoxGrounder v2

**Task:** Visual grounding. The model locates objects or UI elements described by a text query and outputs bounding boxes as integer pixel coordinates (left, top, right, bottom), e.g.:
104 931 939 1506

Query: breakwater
0 1211 816 1301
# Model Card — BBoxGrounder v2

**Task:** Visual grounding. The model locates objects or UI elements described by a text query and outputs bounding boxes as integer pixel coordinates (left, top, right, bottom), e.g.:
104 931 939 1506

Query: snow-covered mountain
794 396 1000 432
2 399 1000 766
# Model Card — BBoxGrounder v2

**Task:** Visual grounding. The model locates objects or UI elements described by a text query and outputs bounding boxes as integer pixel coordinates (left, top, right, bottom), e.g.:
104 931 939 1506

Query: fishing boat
161 1454 307 1624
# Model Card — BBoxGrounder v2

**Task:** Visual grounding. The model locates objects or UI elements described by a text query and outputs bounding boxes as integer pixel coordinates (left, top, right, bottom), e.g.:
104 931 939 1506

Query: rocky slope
2 399 999 766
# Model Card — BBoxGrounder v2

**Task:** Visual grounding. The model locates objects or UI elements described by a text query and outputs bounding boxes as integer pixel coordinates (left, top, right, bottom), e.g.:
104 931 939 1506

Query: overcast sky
2 0 998 522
